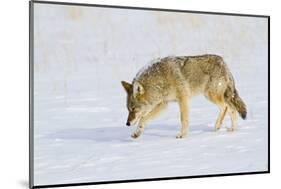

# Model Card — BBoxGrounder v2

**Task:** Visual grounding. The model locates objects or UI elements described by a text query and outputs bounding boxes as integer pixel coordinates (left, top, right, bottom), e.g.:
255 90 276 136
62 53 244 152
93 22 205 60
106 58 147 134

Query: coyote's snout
121 54 247 139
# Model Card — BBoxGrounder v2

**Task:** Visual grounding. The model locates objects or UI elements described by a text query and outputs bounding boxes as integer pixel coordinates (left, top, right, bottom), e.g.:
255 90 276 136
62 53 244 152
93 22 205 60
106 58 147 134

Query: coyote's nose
126 122 130 126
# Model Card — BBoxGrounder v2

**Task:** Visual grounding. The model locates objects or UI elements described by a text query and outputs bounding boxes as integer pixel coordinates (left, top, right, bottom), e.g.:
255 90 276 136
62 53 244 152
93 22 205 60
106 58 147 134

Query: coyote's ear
121 81 132 94
133 81 144 97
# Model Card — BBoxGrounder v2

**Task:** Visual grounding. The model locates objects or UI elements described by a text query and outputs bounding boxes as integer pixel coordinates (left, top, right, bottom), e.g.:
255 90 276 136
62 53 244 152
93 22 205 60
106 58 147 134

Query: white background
0 0 276 189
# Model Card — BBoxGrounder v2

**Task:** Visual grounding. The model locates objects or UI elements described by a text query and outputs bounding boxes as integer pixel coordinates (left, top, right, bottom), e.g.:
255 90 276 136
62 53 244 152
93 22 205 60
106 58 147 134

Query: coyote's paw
131 132 140 139
176 133 187 139
215 127 221 131
227 128 236 132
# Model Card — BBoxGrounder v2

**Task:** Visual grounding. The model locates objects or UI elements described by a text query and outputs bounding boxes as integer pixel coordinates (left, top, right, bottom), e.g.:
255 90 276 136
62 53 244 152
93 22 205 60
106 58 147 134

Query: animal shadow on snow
47 123 214 142
48 127 131 143
145 123 215 138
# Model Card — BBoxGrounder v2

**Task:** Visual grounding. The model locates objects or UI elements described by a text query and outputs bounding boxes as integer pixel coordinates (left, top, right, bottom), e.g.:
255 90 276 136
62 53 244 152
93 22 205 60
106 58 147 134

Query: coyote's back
121 54 247 138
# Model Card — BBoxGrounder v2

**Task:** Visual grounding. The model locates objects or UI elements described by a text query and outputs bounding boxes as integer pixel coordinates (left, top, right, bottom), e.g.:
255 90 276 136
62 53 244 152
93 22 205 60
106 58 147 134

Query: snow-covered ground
33 3 268 186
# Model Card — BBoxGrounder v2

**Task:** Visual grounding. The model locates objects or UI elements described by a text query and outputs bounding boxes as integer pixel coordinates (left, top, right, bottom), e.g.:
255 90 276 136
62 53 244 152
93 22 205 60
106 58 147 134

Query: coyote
121 54 247 139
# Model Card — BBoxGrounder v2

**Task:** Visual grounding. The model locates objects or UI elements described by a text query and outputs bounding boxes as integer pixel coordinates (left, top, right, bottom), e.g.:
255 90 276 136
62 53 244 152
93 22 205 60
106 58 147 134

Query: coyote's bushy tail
224 86 247 119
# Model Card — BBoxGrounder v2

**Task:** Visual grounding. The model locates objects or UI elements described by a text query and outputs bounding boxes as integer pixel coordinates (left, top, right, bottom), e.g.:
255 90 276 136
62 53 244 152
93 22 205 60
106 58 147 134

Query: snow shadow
47 127 132 143
47 123 215 143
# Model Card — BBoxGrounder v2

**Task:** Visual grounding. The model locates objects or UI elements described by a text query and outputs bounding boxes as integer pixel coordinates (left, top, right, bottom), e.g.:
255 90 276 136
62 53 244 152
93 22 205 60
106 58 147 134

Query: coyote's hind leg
227 107 238 132
205 91 227 131
215 106 227 131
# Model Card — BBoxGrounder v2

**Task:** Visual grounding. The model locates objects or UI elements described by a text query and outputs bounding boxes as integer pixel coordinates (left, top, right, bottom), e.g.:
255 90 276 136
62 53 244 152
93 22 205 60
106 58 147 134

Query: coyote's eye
128 106 135 112
130 107 139 112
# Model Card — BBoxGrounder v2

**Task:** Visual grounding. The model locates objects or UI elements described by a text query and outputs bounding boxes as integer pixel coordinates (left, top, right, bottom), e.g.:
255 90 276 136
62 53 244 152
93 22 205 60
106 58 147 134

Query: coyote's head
121 80 153 126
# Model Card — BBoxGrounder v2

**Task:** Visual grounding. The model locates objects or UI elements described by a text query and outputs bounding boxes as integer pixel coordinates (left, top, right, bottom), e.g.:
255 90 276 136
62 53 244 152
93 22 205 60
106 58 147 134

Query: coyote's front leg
176 96 189 139
131 122 145 139
131 102 167 139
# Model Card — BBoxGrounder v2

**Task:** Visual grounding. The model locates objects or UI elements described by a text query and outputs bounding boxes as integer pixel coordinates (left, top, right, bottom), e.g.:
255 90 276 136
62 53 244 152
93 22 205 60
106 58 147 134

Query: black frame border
29 0 270 188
